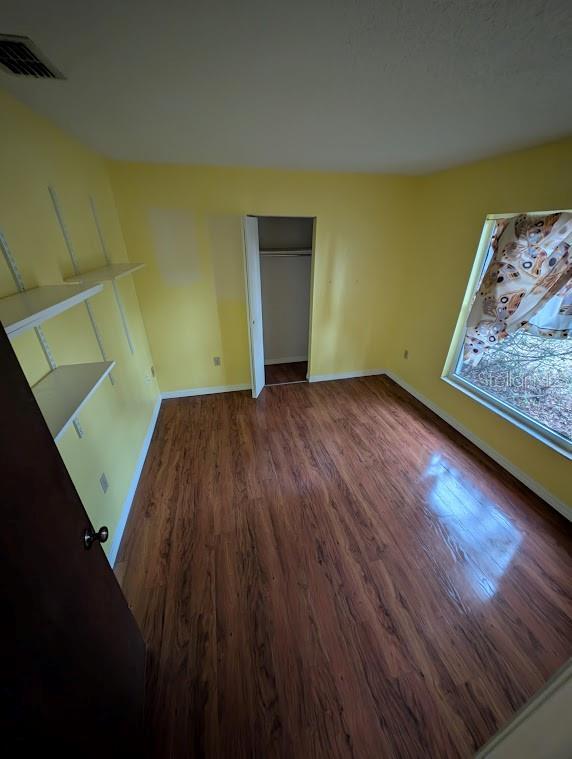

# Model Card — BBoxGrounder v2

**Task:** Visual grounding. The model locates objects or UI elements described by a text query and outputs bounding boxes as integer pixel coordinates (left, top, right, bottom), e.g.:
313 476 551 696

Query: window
443 212 572 458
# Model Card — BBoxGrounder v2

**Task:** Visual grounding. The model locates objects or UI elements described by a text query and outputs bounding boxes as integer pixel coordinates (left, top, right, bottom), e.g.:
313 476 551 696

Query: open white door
243 216 265 398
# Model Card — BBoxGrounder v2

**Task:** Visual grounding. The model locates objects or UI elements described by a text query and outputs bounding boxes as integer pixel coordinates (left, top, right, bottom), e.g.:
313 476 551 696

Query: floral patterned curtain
463 212 572 366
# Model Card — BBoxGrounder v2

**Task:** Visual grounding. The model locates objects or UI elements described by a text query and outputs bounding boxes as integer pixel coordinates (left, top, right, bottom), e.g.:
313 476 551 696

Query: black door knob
83 525 109 550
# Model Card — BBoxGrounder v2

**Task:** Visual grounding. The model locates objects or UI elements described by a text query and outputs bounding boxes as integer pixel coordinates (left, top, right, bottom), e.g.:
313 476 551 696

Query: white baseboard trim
265 355 308 365
384 370 571 522
162 383 251 399
109 395 162 566
476 658 572 758
308 368 385 383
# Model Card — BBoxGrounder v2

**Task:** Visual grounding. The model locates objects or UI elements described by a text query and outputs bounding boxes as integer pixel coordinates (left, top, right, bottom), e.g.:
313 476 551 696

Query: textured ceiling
1 0 571 172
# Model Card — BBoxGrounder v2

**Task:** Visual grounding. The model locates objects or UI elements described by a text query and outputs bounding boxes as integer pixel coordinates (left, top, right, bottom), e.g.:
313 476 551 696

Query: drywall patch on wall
208 215 244 300
149 208 200 285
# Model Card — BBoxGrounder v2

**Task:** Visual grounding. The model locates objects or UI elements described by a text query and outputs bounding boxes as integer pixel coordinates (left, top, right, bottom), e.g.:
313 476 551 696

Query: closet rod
260 249 312 257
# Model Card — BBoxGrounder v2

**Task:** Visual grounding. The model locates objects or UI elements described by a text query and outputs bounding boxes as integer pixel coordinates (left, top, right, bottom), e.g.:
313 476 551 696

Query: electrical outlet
99 473 109 494
404 349 409 359
213 356 221 367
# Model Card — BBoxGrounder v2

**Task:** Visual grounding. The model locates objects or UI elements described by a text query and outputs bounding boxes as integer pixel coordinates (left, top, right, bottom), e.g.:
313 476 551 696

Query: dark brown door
0 325 145 755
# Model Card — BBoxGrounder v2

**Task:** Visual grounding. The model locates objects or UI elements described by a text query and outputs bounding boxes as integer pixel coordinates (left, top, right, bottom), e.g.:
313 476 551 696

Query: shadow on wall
208 215 250 385
317 236 373 373
319 240 342 368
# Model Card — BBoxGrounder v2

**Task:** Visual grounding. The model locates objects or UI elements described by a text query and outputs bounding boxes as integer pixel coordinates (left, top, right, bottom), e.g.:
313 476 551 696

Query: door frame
242 214 317 393
242 215 265 398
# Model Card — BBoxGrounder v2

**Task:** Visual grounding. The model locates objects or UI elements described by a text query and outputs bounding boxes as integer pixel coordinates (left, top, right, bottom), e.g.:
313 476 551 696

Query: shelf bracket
48 186 115 386
90 196 136 354
0 228 82 438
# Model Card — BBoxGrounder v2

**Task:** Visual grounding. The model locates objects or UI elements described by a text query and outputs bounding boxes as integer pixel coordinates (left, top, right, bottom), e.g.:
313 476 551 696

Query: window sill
442 374 572 461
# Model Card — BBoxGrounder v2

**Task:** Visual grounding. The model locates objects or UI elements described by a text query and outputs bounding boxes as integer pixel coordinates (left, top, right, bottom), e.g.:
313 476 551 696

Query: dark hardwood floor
265 361 308 385
116 376 572 759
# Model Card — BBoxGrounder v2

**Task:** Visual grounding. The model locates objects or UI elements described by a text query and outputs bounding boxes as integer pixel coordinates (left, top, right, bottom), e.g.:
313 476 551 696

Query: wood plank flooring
116 376 572 758
265 360 308 385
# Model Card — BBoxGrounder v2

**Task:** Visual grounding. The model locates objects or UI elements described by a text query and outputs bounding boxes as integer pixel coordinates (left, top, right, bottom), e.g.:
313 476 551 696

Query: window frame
442 211 572 460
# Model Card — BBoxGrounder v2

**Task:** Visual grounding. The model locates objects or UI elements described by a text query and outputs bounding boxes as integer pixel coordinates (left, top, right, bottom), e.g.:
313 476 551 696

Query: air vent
0 34 64 79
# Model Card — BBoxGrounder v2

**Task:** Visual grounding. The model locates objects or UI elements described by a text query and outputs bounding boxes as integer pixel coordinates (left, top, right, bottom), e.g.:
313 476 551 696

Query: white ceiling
1 0 572 173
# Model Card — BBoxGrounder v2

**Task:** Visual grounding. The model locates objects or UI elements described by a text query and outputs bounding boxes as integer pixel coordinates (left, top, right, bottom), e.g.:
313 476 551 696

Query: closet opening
243 215 315 396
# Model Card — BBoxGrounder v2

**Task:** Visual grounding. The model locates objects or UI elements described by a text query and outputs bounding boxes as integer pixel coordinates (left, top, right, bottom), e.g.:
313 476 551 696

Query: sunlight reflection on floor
423 453 522 601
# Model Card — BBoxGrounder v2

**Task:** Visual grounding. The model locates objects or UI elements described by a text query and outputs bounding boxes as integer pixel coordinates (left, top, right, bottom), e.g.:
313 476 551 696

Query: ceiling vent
0 34 64 79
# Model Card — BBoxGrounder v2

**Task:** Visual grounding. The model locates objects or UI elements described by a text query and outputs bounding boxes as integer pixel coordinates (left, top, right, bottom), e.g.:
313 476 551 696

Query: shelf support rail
89 196 135 354
48 186 115 386
0 228 83 438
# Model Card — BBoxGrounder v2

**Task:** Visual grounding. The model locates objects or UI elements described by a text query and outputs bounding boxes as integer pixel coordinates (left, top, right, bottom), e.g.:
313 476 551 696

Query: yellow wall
108 162 414 389
2 85 569 534
109 143 571 512
389 137 572 509
0 90 160 556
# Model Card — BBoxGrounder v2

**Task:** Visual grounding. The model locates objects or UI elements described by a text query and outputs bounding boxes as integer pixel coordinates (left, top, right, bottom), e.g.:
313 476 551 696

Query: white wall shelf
65 262 145 285
0 283 103 338
32 361 115 441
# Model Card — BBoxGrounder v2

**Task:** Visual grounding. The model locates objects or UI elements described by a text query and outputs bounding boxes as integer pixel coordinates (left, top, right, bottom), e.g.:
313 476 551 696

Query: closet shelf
32 361 115 441
64 262 145 285
0 283 103 338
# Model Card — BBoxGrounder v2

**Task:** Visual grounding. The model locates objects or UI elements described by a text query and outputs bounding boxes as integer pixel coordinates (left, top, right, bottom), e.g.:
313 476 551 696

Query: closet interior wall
258 217 313 366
